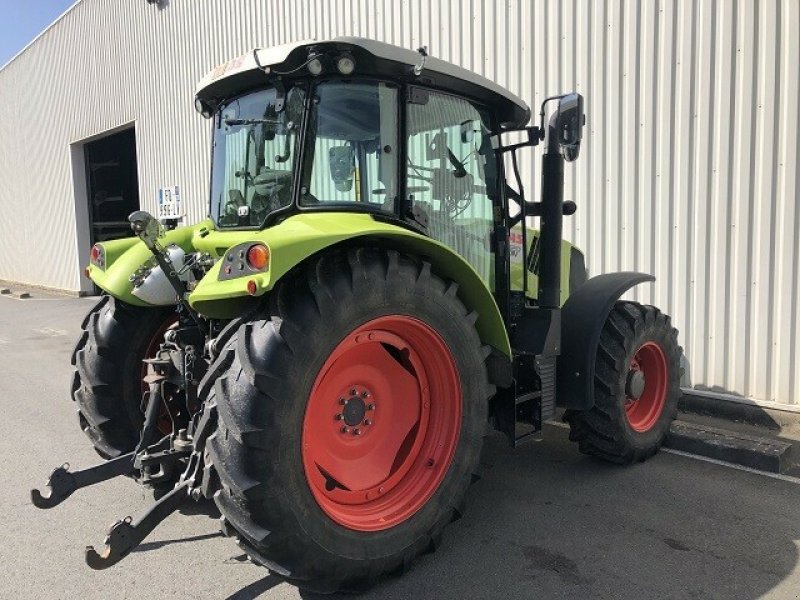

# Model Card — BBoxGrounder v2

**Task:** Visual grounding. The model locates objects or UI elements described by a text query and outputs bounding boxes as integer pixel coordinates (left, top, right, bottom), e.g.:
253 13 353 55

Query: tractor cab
195 37 583 317
197 39 519 273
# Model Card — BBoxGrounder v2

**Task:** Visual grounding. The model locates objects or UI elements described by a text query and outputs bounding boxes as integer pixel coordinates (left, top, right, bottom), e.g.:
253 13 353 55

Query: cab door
405 88 500 289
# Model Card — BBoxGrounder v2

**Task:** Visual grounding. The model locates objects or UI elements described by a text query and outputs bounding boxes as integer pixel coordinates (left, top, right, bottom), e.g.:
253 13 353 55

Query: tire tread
564 301 682 464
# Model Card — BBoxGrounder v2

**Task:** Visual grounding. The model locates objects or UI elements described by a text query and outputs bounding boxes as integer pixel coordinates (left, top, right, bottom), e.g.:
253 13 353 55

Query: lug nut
339 398 346 405
350 388 357 396
341 426 349 434
335 414 344 421
364 419 372 426
367 403 375 411
361 390 369 398
353 428 361 436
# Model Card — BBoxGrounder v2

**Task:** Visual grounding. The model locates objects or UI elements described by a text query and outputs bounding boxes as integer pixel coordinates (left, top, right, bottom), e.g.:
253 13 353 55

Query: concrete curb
666 420 796 474
679 393 800 428
0 279 85 298
1 287 31 299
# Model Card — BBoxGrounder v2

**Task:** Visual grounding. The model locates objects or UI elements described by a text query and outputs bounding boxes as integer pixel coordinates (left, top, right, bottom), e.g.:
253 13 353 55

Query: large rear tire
207 247 495 593
563 301 681 464
71 296 175 458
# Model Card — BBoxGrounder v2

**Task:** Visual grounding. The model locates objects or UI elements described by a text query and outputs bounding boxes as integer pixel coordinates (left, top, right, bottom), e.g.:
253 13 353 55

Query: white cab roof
196 37 530 127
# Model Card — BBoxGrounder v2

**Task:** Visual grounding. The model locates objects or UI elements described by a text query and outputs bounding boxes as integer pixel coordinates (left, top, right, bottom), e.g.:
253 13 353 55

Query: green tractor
32 37 681 593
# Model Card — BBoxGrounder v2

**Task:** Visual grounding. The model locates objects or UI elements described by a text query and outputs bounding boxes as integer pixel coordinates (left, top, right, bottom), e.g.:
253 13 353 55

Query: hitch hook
30 463 74 509
85 480 190 569
31 452 135 509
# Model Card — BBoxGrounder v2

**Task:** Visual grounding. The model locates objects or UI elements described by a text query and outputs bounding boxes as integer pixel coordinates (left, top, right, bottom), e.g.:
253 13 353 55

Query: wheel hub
624 342 669 433
340 390 368 427
625 369 646 399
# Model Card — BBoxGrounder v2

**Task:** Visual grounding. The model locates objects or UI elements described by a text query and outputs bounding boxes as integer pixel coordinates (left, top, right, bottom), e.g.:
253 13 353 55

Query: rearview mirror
262 121 277 142
557 93 585 162
329 145 355 192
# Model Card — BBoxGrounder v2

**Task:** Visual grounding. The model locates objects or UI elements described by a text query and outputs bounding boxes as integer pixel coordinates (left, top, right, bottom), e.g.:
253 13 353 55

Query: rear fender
188 213 512 358
556 272 655 410
346 233 512 358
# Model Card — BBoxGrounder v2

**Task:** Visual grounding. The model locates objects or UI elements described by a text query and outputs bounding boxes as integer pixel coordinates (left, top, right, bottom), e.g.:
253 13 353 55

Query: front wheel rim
624 341 669 432
302 315 462 532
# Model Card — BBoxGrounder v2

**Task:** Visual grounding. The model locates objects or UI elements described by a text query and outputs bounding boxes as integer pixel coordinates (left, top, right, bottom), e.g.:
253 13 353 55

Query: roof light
336 53 355 75
307 57 323 76
246 244 270 271
194 97 213 119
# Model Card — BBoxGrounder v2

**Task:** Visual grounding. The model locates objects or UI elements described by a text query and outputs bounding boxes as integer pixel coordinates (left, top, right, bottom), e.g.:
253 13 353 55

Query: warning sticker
510 231 524 263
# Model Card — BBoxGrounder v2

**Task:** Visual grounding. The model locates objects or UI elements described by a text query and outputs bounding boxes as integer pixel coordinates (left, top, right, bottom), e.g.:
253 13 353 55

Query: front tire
564 301 681 464
207 247 495 593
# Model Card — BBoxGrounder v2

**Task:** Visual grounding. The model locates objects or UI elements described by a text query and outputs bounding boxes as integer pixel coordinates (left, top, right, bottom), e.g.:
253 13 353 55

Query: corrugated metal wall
0 0 797 410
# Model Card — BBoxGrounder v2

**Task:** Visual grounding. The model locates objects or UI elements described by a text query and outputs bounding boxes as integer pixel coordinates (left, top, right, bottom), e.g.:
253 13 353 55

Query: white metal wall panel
0 0 797 409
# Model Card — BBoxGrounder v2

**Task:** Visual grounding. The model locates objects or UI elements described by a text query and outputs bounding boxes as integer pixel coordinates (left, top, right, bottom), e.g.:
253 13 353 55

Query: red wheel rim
624 341 668 432
140 315 178 436
302 315 462 532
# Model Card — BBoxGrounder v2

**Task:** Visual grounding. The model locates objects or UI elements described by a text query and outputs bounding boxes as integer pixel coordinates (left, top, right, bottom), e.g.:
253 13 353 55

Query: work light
336 54 355 75
307 57 323 76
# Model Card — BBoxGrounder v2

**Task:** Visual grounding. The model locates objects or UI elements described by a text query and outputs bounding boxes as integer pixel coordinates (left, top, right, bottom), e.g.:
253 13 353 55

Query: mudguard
187 213 512 356
556 272 655 410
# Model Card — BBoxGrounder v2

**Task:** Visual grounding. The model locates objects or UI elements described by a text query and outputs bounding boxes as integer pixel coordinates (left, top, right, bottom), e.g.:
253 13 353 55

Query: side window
406 91 497 285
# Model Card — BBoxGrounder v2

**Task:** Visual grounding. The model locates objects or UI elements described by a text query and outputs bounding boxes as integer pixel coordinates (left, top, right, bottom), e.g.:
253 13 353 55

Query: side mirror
260 103 279 141
275 121 295 163
128 210 163 249
557 93 585 162
460 120 476 144
329 145 355 192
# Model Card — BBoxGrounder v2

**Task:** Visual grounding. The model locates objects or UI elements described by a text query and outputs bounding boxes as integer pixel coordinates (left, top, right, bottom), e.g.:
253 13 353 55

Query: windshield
210 86 305 227
300 81 398 210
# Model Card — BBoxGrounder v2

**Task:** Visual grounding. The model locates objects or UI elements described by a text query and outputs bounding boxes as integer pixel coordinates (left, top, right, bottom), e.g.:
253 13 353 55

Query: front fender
556 272 655 409
189 212 511 356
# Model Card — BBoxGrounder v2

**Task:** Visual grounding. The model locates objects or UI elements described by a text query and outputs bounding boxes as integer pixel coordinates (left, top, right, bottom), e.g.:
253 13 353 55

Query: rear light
246 280 257 295
89 244 105 270
246 244 270 271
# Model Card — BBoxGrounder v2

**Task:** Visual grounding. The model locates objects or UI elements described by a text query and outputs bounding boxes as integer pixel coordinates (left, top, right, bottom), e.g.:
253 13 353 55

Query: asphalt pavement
1 291 799 599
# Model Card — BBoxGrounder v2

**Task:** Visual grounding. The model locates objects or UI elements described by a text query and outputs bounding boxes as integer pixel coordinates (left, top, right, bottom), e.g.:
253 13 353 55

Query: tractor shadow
132 531 223 553
225 574 283 600
237 427 800 599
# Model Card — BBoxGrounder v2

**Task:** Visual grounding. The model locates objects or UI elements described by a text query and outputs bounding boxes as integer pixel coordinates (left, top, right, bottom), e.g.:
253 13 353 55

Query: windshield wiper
446 147 468 178
225 118 282 126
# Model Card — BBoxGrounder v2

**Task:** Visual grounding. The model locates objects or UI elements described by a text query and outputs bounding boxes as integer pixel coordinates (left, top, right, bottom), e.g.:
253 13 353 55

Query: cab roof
195 37 531 129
